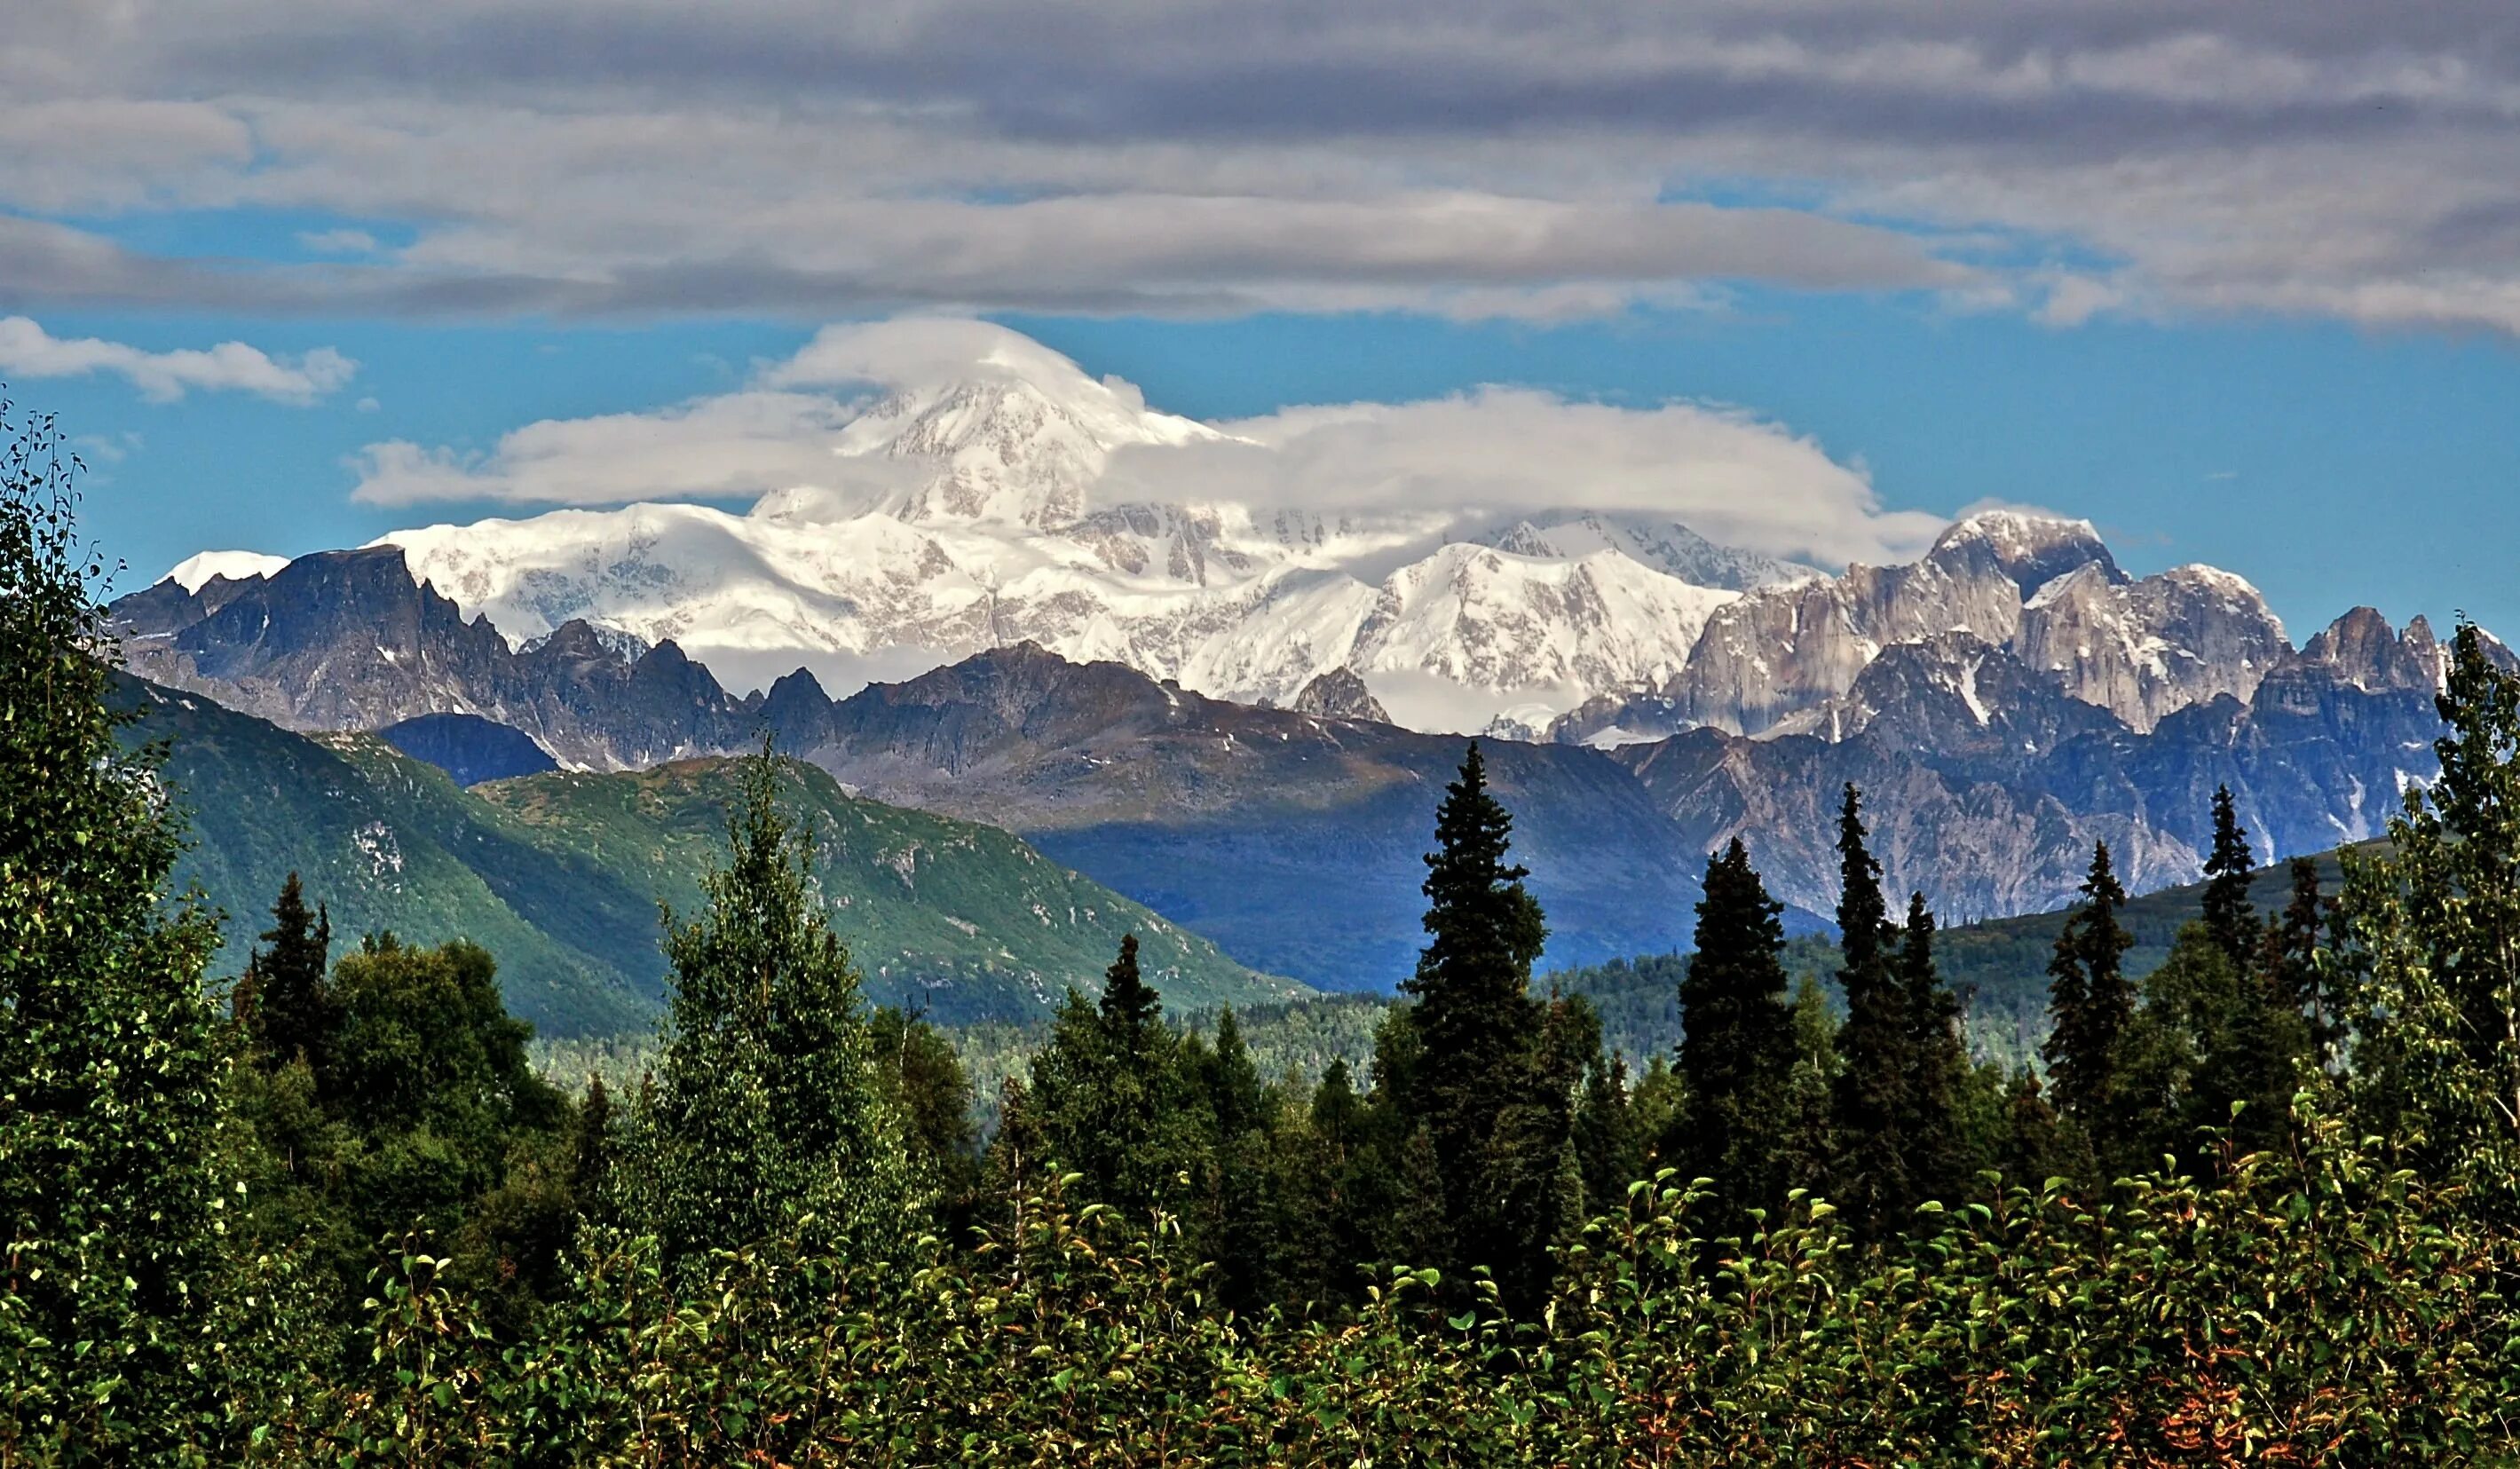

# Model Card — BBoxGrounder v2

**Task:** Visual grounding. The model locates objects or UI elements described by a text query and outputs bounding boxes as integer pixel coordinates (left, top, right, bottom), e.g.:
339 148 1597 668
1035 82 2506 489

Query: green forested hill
122 678 1305 1034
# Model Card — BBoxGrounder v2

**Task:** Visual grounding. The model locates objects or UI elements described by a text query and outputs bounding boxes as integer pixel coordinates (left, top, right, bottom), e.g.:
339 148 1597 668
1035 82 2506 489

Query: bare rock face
1662 510 2119 736
111 547 760 770
1290 667 1390 723
2295 607 2445 691
2015 564 2291 731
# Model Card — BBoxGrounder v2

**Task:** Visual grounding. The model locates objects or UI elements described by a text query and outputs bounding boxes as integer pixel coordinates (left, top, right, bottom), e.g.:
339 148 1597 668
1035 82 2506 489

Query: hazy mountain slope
787 643 1724 986
120 676 1300 1034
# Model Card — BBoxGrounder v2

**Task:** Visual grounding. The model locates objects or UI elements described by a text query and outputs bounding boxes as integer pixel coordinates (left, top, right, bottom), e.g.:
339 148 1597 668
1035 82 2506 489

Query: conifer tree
1198 1007 1273 1309
2262 856 2332 1066
1023 935 1212 1228
573 1074 616 1227
2336 623 2520 1215
2201 786 2257 971
0 401 231 1452
1897 891 1971 1208
1773 972 1840 1201
1830 786 1913 1228
2042 841 2135 1157
632 749 914 1272
1205 1007 1265 1142
1574 1053 1642 1217
1398 743 1560 1303
236 872 334 1070
1677 839 1798 1215
1099 932 1161 1049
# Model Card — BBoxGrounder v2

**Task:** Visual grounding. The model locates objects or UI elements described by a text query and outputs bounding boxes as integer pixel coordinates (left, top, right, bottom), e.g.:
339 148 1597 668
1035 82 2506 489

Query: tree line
10 399 2520 1462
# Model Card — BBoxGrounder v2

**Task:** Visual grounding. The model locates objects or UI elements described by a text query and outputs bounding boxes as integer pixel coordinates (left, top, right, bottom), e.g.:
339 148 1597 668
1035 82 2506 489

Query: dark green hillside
127 679 654 1034
121 678 1302 1034
474 757 1305 1022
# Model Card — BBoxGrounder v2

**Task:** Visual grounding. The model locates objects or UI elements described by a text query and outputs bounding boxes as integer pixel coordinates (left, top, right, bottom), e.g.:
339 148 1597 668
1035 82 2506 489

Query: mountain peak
164 549 288 593
1929 508 2118 596
753 322 1224 530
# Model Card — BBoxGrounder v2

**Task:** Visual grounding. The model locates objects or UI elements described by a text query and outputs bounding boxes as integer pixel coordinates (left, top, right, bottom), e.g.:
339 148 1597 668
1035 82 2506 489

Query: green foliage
246 1106 2520 1465
628 749 919 1274
2338 622 2520 1220
2201 783 2258 969
0 405 233 1460
1831 786 1915 1228
233 872 333 1070
2042 840 2136 1157
1676 838 1798 1220
122 686 1303 1035
1393 743 1583 1312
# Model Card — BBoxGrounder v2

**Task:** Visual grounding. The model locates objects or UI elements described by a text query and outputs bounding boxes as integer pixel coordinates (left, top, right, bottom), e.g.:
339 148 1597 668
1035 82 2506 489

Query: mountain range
110 324 2491 996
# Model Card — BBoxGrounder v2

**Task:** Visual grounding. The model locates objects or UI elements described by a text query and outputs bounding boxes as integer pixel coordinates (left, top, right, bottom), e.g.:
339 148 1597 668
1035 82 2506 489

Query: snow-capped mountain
1553 510 2295 745
358 332 1752 731
166 549 290 593
136 326 2341 754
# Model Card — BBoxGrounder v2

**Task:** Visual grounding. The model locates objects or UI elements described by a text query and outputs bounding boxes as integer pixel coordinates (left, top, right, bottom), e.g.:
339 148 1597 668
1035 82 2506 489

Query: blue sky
10 1 2520 639
33 296 2520 641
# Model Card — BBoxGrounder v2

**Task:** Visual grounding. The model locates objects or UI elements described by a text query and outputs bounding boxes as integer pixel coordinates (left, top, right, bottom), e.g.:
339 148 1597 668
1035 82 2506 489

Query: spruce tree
1897 891 1971 1209
1198 1007 1273 1311
2201 786 2257 971
1573 1053 1642 1218
573 1074 617 1227
236 872 333 1070
2261 856 2332 1067
1398 743 1559 1303
1023 936 1212 1229
2041 841 2135 1159
1676 839 1798 1216
632 750 914 1272
1204 1007 1265 1142
1773 973 1840 1202
0 402 232 1454
1099 932 1160 1049
1829 785 1913 1229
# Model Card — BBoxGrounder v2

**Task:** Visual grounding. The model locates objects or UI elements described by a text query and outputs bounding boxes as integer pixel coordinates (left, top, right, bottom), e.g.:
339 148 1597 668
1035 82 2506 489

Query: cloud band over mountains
347 318 1943 569
10 2 2520 331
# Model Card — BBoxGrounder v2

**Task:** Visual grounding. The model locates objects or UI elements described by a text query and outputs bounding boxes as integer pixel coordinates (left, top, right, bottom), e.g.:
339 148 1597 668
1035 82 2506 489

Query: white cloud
0 316 355 403
349 389 856 506
348 316 1941 565
7 4 2520 331
1134 390 1944 566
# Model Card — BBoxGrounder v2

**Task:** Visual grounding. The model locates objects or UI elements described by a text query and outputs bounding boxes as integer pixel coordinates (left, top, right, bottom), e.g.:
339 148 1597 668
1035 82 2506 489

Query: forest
10 399 2520 1465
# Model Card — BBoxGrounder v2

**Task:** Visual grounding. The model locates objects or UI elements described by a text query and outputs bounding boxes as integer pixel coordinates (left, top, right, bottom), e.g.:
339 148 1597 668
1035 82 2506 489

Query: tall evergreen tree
1676 839 1798 1217
1204 1006 1266 1142
2261 856 2332 1067
0 401 232 1453
1099 932 1161 1049
2042 841 2136 1157
1023 936 1212 1228
234 872 333 1070
1773 973 1840 1202
573 1073 617 1228
1829 786 1913 1228
1897 891 1971 1209
632 749 914 1272
1398 743 1561 1305
1573 1052 1642 1218
2201 786 2258 971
